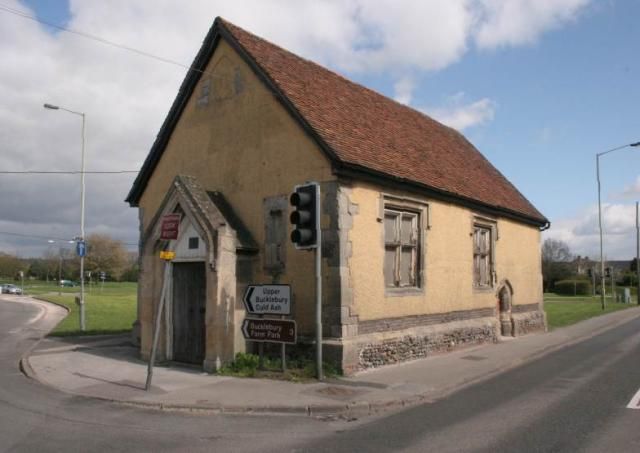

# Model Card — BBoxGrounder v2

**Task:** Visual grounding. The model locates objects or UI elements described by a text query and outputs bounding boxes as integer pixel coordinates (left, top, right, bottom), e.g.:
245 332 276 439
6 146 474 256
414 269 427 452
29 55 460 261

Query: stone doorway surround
497 280 514 337
137 175 258 372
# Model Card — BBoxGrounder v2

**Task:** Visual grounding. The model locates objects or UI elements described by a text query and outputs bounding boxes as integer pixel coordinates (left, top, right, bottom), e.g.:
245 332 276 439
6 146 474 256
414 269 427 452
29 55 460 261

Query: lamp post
596 141 640 310
47 239 76 297
44 103 87 331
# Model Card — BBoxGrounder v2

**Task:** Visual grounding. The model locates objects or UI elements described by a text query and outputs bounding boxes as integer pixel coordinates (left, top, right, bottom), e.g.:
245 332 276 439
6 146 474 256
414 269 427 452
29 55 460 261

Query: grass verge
544 293 637 329
24 281 137 336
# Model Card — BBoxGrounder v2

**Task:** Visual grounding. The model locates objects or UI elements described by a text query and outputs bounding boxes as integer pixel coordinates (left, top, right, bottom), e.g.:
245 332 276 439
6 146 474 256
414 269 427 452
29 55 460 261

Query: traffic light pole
316 228 323 380
290 182 323 380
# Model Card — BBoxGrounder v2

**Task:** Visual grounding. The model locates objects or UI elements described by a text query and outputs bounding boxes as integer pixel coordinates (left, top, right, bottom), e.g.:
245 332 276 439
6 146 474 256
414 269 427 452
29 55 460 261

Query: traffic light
290 183 319 249
605 267 611 278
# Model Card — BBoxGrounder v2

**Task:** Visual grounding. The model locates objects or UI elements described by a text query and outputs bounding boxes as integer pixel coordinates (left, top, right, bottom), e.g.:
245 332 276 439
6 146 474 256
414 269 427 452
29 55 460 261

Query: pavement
17 295 640 418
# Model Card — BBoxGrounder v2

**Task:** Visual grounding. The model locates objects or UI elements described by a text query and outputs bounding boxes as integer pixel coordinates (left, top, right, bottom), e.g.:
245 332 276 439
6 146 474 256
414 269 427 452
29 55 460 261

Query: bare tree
541 238 574 292
85 234 129 281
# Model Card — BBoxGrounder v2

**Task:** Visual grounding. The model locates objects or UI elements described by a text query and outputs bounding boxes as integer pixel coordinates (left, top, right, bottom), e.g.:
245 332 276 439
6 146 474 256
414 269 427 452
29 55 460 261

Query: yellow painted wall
137 40 335 333
348 182 542 321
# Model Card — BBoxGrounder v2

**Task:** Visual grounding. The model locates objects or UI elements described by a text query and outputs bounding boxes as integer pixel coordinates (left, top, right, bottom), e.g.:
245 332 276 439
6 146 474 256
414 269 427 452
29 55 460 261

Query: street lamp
44 103 87 331
47 239 75 295
596 141 640 310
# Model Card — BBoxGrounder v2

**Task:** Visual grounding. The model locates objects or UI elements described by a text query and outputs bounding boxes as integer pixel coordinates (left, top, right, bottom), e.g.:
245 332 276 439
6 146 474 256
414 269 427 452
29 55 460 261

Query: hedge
554 280 592 296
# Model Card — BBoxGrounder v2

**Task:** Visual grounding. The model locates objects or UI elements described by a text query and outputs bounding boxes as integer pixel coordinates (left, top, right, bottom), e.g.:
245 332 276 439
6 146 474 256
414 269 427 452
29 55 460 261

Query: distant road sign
160 213 181 240
242 318 296 344
243 285 291 315
76 240 86 257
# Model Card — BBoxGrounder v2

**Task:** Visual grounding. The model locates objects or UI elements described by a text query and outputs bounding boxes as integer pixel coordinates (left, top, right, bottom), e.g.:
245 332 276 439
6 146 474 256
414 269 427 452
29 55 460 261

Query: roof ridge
216 17 450 131
128 16 547 226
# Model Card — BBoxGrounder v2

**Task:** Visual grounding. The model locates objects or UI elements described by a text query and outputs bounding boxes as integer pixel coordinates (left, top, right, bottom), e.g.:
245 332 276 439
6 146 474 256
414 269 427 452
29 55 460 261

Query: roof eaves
334 162 549 228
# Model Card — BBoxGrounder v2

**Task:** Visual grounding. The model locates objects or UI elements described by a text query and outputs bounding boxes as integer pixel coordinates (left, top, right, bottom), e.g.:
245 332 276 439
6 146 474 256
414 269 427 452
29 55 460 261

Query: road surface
2 296 639 452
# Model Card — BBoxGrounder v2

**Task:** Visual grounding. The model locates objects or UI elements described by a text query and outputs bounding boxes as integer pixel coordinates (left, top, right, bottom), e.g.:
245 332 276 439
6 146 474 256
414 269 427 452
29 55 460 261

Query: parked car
1 284 23 295
59 280 77 287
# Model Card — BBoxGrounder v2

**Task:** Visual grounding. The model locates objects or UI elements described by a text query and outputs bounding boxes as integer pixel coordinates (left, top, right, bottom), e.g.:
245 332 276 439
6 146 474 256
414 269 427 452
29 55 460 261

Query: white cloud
0 0 592 256
473 0 590 49
544 203 638 260
393 76 415 105
610 175 640 200
424 92 496 130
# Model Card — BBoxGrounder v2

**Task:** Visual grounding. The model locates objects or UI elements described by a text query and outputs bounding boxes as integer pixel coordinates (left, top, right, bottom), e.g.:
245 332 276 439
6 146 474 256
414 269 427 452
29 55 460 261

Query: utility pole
596 142 640 310
44 103 87 331
636 201 639 305
58 250 62 296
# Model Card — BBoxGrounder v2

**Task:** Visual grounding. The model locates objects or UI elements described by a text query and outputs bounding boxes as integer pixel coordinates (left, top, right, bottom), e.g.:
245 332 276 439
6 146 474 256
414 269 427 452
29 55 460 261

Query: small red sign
160 214 181 240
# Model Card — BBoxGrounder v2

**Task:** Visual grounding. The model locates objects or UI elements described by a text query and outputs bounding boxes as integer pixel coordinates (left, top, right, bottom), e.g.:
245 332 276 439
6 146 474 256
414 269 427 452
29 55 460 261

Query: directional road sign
241 318 296 344
243 285 291 315
76 240 86 257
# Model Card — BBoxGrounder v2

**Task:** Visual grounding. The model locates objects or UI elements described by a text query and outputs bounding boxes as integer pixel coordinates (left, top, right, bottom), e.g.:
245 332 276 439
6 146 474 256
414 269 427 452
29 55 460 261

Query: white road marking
626 388 640 409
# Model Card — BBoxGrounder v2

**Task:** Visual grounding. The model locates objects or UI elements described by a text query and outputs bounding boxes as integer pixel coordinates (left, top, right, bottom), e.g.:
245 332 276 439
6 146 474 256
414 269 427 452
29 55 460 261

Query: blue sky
2 1 639 259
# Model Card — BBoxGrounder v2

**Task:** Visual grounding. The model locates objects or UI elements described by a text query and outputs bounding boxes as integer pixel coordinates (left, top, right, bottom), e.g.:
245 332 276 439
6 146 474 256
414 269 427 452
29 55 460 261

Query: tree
632 258 638 273
0 253 25 279
541 238 573 292
120 252 139 282
85 234 129 281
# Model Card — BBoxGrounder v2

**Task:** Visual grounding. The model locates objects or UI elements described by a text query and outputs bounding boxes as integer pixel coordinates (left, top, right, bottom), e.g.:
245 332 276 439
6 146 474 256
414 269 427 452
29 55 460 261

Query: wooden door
172 262 206 364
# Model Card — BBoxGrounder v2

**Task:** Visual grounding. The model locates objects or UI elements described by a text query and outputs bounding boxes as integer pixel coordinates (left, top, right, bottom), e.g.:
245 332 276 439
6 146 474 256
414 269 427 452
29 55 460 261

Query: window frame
380 194 428 296
263 195 288 274
472 216 497 291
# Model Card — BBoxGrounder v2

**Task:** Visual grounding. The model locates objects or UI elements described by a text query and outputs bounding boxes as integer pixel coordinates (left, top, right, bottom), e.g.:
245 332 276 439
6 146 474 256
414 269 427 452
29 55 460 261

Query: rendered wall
137 39 335 345
347 181 543 322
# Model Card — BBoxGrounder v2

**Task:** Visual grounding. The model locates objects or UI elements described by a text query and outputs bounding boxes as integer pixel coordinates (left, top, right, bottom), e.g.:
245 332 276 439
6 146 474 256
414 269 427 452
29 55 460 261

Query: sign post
146 213 180 391
146 253 173 391
242 284 295 371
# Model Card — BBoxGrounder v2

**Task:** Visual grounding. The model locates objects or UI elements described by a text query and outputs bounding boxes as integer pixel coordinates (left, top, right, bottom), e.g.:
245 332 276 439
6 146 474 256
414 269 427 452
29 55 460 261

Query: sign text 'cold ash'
243 285 291 315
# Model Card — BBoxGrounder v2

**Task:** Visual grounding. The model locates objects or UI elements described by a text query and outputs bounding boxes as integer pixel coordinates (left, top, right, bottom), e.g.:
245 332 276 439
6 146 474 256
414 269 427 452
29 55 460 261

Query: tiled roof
127 18 547 226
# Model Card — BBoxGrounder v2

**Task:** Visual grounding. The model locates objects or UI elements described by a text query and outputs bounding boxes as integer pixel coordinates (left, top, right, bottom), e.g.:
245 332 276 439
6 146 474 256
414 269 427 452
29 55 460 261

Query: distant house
126 18 549 374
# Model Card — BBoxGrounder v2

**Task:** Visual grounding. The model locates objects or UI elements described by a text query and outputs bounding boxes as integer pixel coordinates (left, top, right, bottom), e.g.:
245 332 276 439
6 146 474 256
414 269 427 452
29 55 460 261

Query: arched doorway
497 281 514 337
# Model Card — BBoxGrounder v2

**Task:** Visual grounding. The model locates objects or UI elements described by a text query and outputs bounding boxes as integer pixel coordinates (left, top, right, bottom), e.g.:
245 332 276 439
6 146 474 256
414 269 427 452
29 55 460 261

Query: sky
0 0 638 260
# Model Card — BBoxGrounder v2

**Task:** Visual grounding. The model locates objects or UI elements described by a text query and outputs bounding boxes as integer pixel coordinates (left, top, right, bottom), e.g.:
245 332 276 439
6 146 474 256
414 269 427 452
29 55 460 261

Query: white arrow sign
243 285 291 315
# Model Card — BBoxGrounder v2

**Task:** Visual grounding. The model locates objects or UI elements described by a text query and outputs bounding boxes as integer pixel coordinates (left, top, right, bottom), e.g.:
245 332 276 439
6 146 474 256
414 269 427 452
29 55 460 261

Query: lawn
544 293 638 329
19 280 137 336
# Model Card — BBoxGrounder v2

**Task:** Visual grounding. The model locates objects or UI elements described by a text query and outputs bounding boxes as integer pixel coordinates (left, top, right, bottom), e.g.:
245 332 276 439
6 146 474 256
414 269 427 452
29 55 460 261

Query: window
196 78 211 107
473 224 493 288
384 209 420 288
188 237 199 250
264 196 287 273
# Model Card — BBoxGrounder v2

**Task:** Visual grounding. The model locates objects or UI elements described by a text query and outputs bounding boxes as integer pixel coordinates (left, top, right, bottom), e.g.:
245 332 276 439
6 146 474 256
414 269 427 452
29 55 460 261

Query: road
1 296 640 452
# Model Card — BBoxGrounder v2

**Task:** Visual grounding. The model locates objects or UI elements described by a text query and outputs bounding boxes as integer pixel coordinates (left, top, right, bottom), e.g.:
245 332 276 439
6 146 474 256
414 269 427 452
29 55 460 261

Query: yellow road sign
159 251 175 261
